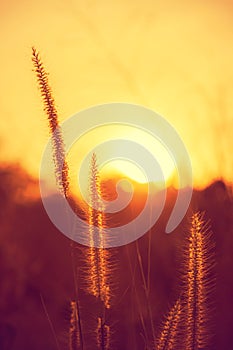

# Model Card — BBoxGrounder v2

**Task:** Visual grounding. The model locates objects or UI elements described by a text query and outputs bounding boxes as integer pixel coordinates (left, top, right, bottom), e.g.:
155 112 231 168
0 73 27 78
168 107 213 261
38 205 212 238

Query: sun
100 160 147 184
66 123 176 199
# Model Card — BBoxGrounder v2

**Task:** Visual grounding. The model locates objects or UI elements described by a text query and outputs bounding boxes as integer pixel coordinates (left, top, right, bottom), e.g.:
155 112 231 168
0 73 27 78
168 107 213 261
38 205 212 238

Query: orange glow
0 0 233 188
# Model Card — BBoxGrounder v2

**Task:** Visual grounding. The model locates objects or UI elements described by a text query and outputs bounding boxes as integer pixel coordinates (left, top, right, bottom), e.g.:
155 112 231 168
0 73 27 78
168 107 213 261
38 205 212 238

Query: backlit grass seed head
96 317 110 350
69 301 81 350
181 211 216 350
156 299 181 350
32 47 69 197
82 153 112 309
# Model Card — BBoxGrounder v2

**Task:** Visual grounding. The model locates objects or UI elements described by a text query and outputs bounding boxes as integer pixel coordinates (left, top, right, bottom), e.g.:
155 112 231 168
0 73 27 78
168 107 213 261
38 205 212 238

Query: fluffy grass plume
80 153 113 349
69 301 81 350
32 47 69 197
96 317 111 350
181 211 216 349
83 153 112 309
155 299 181 350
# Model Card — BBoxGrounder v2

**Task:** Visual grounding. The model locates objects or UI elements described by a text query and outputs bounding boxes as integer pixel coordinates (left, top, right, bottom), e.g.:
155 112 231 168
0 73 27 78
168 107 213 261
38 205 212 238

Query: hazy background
0 165 233 349
0 0 233 187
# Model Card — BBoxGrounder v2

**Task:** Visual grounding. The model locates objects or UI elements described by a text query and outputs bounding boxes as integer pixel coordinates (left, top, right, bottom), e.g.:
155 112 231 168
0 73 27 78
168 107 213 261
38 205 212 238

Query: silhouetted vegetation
0 164 232 349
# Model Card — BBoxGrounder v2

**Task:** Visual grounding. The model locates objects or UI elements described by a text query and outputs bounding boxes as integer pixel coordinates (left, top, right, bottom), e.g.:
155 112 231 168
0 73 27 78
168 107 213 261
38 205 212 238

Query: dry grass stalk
83 153 112 309
156 299 181 350
181 211 216 350
96 317 111 350
32 47 83 349
32 47 69 197
69 301 81 350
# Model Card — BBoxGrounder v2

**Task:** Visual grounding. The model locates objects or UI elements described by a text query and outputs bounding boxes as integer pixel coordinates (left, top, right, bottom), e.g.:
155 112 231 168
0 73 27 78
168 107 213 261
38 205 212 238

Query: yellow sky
0 0 233 188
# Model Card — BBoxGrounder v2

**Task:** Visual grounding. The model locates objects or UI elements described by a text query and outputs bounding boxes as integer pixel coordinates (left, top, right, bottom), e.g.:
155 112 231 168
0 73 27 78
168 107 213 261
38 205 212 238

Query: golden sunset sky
0 0 232 188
